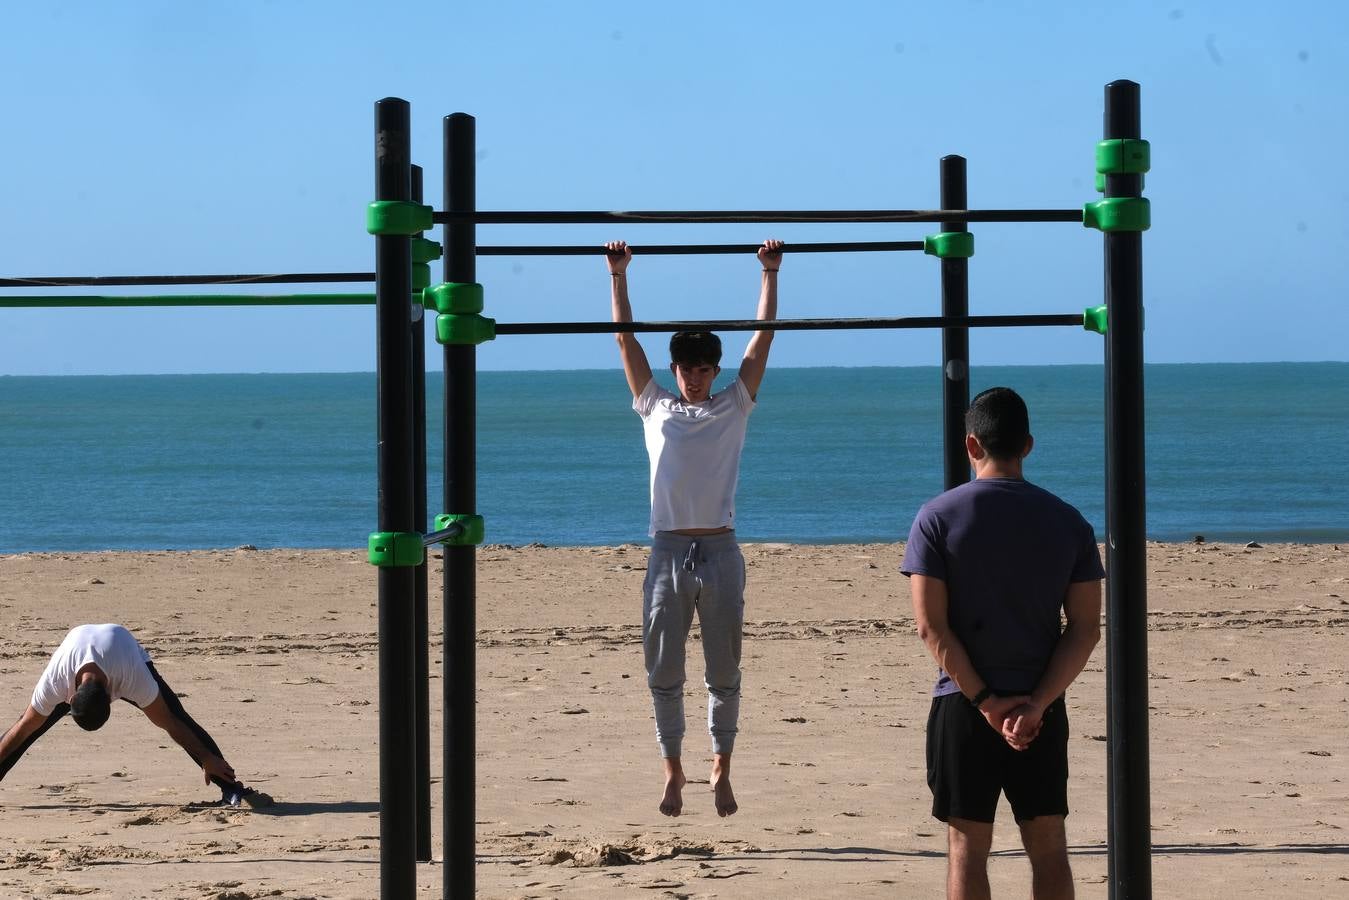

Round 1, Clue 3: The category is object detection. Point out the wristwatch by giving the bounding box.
[970,687,992,709]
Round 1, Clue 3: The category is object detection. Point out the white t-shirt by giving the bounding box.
[634,377,755,535]
[31,624,160,716]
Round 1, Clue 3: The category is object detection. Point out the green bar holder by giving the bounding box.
[424,282,484,314]
[1083,305,1108,335]
[366,201,434,235]
[923,232,974,259]
[434,513,485,546]
[1083,198,1150,233]
[412,263,431,291]
[411,237,443,264]
[1096,139,1151,175]
[436,313,496,345]
[367,531,426,567]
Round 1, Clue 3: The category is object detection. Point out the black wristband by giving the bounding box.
[970,687,992,709]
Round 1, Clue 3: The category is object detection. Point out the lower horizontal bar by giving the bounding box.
[498,314,1086,335]
[0,293,377,308]
[477,240,924,256]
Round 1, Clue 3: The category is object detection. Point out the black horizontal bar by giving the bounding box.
[497,314,1085,336]
[0,240,923,289]
[0,272,375,288]
[0,293,375,308]
[476,240,924,256]
[435,209,1084,225]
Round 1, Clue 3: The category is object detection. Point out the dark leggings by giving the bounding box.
[0,662,242,795]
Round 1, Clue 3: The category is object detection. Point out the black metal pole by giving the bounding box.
[939,156,971,490]
[443,111,477,900]
[373,96,418,899]
[1103,79,1152,900]
[410,165,433,863]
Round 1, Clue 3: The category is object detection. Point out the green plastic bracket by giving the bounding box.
[411,237,443,264]
[412,263,431,291]
[424,282,484,315]
[923,232,974,259]
[1083,197,1150,232]
[437,313,496,345]
[367,531,425,567]
[1083,305,1108,335]
[1094,172,1144,193]
[1096,139,1151,175]
[434,513,485,546]
[366,201,434,235]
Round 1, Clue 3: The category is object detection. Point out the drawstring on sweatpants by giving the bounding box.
[682,539,702,572]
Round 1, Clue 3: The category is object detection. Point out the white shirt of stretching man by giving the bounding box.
[32,624,160,715]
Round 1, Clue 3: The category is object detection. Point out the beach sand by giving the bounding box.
[0,542,1345,899]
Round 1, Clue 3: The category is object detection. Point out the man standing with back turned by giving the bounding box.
[606,238,782,819]
[902,387,1103,899]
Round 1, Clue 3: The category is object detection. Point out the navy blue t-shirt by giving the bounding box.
[901,477,1105,697]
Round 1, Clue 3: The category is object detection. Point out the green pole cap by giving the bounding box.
[366,201,434,235]
[367,531,426,567]
[923,231,975,259]
[434,513,485,546]
[436,313,497,345]
[1096,139,1151,175]
[1083,305,1108,335]
[1083,197,1151,233]
[425,282,484,314]
[411,237,443,264]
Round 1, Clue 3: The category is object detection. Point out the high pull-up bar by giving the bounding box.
[434,208,1084,225]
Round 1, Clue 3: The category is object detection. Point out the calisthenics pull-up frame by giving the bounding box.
[362,80,1149,900]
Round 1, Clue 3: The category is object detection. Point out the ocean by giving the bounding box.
[1,363,1345,552]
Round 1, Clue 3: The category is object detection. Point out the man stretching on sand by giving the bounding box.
[606,238,782,818]
[902,387,1103,899]
[0,623,271,808]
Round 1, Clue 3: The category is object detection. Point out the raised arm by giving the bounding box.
[737,239,783,400]
[141,695,236,785]
[607,241,653,399]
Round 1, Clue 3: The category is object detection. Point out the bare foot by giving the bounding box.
[711,753,737,817]
[660,758,687,817]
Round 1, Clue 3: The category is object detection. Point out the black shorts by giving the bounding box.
[925,692,1070,824]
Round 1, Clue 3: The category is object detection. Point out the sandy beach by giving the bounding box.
[0,541,1344,898]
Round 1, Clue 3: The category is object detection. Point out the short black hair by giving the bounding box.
[966,387,1030,460]
[71,679,112,731]
[669,331,722,367]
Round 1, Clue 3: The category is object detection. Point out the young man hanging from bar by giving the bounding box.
[0,623,272,808]
[606,238,783,818]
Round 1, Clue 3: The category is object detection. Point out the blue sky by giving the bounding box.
[2,1,1345,375]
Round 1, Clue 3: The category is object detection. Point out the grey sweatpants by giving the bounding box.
[643,530,745,758]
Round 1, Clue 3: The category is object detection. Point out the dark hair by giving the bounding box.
[71,679,112,731]
[965,387,1030,460]
[669,331,722,367]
